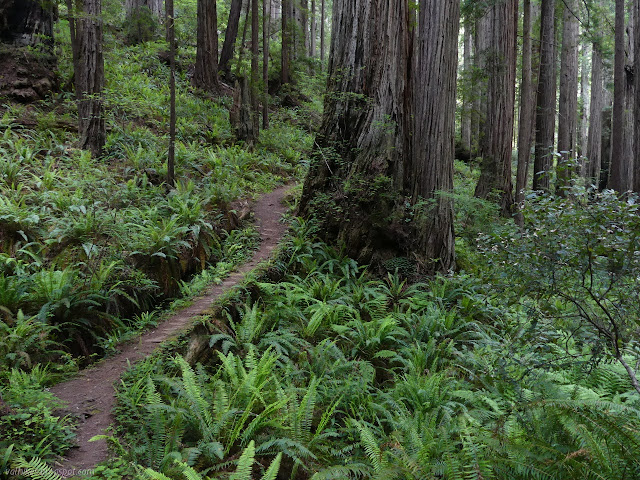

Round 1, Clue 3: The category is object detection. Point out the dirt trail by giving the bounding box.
[50,185,291,478]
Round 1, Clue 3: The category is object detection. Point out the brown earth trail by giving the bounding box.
[50,185,291,478]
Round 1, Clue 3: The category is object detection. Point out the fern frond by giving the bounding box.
[12,457,62,480]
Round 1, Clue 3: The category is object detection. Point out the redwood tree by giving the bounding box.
[219,0,242,78]
[77,0,106,157]
[299,0,459,273]
[194,0,219,92]
[586,45,603,187]
[610,0,627,192]
[533,0,557,191]
[474,0,517,215]
[556,0,579,195]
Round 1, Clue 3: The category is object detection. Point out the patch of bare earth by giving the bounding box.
[49,185,292,478]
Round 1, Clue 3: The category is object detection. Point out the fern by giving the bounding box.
[12,456,62,480]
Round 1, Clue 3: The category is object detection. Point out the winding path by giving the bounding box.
[50,185,291,478]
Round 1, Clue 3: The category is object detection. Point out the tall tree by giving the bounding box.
[166,0,176,186]
[586,44,603,187]
[281,0,291,84]
[299,0,459,273]
[219,0,242,78]
[474,0,517,215]
[578,41,590,161]
[623,10,635,189]
[320,0,325,62]
[461,21,472,154]
[251,0,259,133]
[634,0,640,192]
[194,0,220,92]
[533,0,557,191]
[609,0,627,192]
[263,0,270,129]
[515,0,535,221]
[77,0,105,157]
[556,0,579,195]
[125,0,163,17]
[310,0,316,58]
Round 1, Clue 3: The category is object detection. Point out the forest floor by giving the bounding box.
[49,185,292,478]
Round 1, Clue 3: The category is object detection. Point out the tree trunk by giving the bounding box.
[556,0,579,195]
[281,0,291,84]
[263,0,270,129]
[125,0,163,17]
[251,0,259,134]
[299,0,458,274]
[515,0,535,223]
[578,41,590,162]
[310,0,316,58]
[623,10,635,190]
[532,0,556,192]
[610,0,627,192]
[472,14,490,156]
[320,0,325,63]
[411,0,460,272]
[77,0,105,157]
[219,0,242,78]
[461,21,472,153]
[474,0,517,216]
[301,0,309,57]
[586,45,603,187]
[0,0,56,101]
[166,0,176,186]
[634,0,640,193]
[194,0,219,92]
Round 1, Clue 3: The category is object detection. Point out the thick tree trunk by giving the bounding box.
[281,0,291,84]
[194,0,219,92]
[310,0,316,58]
[219,0,242,78]
[610,0,627,192]
[515,0,535,222]
[474,0,517,216]
[634,0,640,193]
[411,0,459,272]
[301,0,309,57]
[533,0,556,192]
[166,0,176,186]
[299,0,458,274]
[556,0,579,195]
[0,0,55,101]
[461,22,472,153]
[125,0,163,17]
[251,0,259,133]
[263,0,270,129]
[77,0,105,157]
[471,15,490,156]
[320,0,325,63]
[623,11,635,190]
[586,45,603,187]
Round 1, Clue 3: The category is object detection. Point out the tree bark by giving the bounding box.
[474,0,517,216]
[125,0,163,17]
[310,0,316,58]
[634,0,640,193]
[166,0,176,186]
[578,41,590,162]
[0,0,56,101]
[251,0,259,134]
[515,0,535,223]
[533,0,556,192]
[281,0,291,84]
[320,0,325,63]
[610,0,627,192]
[299,0,458,274]
[556,0,579,195]
[263,0,270,129]
[77,0,105,157]
[623,11,635,191]
[194,0,219,92]
[461,21,472,153]
[586,45,603,187]
[219,0,242,78]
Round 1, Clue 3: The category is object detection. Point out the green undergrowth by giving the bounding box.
[85,217,640,480]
